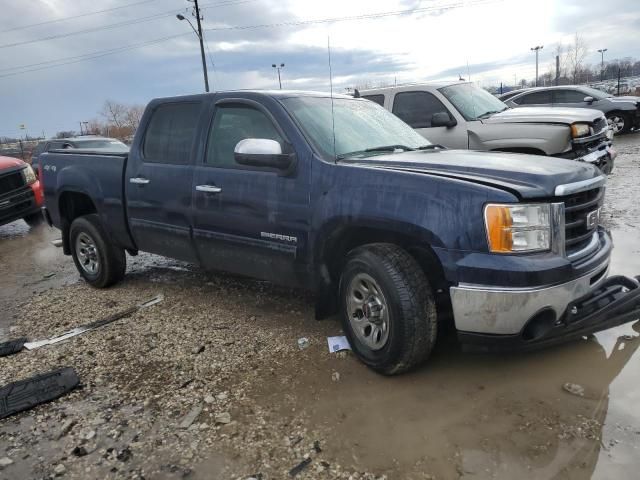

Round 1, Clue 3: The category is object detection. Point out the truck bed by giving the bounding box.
[40,149,135,251]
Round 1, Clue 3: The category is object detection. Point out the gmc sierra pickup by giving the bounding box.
[40,91,640,375]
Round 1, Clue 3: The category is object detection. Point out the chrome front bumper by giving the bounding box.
[450,260,610,335]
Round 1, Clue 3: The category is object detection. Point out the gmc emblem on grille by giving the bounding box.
[586,208,601,229]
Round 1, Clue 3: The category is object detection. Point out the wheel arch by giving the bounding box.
[58,190,98,255]
[313,221,449,319]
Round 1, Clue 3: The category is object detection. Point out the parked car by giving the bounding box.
[500,85,640,135]
[31,136,129,175]
[40,91,640,375]
[0,155,44,227]
[359,82,616,173]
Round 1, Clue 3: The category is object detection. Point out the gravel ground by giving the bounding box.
[1,133,640,480]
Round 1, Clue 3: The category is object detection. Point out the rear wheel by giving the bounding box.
[339,243,438,375]
[69,214,126,288]
[606,112,630,135]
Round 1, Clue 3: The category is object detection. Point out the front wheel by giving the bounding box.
[606,112,630,135]
[339,243,438,375]
[69,214,126,288]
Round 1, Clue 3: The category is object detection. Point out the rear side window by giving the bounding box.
[513,91,552,105]
[362,94,385,107]
[392,91,450,128]
[553,89,587,103]
[143,102,201,164]
[205,106,283,168]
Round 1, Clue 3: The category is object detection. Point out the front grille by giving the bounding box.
[558,187,604,255]
[0,170,26,196]
[592,117,607,133]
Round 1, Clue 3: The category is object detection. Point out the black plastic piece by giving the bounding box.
[0,337,27,357]
[0,367,80,419]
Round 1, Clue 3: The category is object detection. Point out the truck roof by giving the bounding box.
[151,90,356,104]
[360,81,470,93]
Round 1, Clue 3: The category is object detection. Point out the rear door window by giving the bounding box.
[392,91,451,128]
[513,91,552,105]
[362,94,385,107]
[143,102,201,164]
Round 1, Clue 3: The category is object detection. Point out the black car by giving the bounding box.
[31,136,129,174]
[500,86,640,135]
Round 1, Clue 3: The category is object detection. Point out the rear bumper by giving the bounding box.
[457,275,640,352]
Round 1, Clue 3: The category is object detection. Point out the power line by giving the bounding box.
[0,0,258,49]
[0,0,162,34]
[204,0,497,32]
[0,33,191,78]
[0,0,497,79]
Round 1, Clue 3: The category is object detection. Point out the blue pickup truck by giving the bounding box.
[40,91,640,374]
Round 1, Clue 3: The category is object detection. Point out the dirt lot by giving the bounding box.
[1,134,640,480]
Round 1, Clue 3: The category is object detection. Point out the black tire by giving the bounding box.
[23,211,43,226]
[69,214,126,288]
[339,243,438,375]
[606,111,631,135]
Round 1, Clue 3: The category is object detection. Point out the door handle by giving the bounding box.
[130,177,150,185]
[196,185,222,193]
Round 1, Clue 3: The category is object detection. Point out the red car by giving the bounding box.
[0,155,44,227]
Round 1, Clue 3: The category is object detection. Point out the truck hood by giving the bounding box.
[608,96,640,105]
[483,106,604,125]
[0,155,25,171]
[339,149,601,199]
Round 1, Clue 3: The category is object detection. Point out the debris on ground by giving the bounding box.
[214,412,231,424]
[0,457,14,468]
[327,336,351,353]
[0,337,27,357]
[179,404,203,429]
[297,337,310,350]
[0,367,79,419]
[563,382,585,397]
[331,371,341,382]
[289,457,312,477]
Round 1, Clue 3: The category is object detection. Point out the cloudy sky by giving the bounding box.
[1,0,639,138]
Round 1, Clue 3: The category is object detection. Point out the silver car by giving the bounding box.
[360,82,616,173]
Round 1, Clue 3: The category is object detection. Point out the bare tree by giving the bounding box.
[566,33,588,83]
[124,105,144,130]
[100,100,128,129]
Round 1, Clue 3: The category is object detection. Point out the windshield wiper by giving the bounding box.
[417,144,445,150]
[363,144,416,153]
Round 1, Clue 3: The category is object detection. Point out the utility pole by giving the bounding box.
[555,55,560,85]
[192,0,209,92]
[271,63,284,89]
[79,121,84,135]
[597,48,607,81]
[530,45,543,87]
[177,1,209,92]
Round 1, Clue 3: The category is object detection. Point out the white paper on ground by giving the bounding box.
[327,336,352,353]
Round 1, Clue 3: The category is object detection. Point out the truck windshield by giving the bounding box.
[281,96,429,160]
[439,83,508,121]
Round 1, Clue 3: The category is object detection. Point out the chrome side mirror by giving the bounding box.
[234,138,296,173]
[583,96,595,104]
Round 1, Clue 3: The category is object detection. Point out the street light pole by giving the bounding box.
[530,45,543,87]
[177,0,209,93]
[597,48,608,81]
[271,63,284,89]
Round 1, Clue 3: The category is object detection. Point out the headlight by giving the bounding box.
[571,123,591,138]
[484,203,551,253]
[22,165,37,185]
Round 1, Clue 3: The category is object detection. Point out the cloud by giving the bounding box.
[1,0,639,136]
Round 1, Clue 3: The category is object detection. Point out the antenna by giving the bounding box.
[328,36,337,162]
